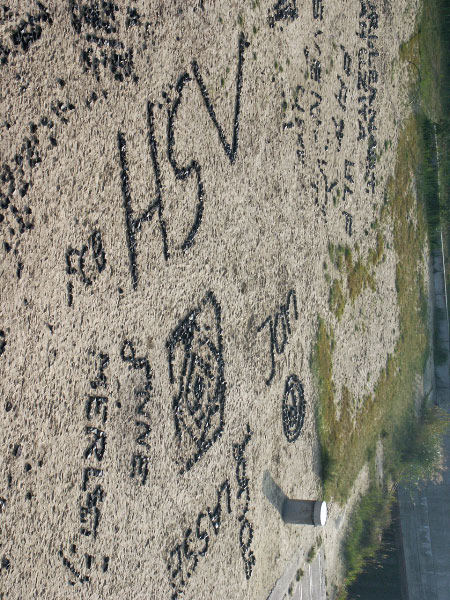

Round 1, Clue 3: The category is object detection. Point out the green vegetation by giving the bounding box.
[391,404,448,484]
[329,279,346,320]
[327,240,380,308]
[328,239,384,304]
[345,503,403,600]
[328,242,345,271]
[295,568,304,581]
[337,404,448,600]
[345,252,376,302]
[340,484,393,592]
[306,545,317,563]
[368,231,384,266]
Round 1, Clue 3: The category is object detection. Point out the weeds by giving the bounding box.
[390,405,449,485]
[306,545,317,563]
[346,255,376,302]
[327,241,378,306]
[329,279,346,320]
[340,484,393,592]
[368,231,384,265]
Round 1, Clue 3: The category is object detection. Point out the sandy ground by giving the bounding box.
[0,1,420,599]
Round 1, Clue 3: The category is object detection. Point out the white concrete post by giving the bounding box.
[281,499,327,526]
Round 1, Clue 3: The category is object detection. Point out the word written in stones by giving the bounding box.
[117,33,248,290]
[342,210,353,236]
[233,424,255,579]
[60,352,111,586]
[1,79,78,280]
[257,289,298,386]
[282,374,306,443]
[80,351,111,539]
[166,291,225,474]
[167,479,232,599]
[65,230,106,306]
[357,0,380,194]
[120,340,153,485]
[167,426,255,598]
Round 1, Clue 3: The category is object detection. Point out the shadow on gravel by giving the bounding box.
[262,470,287,517]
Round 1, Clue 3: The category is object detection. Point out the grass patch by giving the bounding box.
[390,404,449,484]
[312,318,337,490]
[417,112,441,244]
[329,279,346,320]
[368,231,384,266]
[341,483,392,590]
[327,241,379,307]
[346,254,376,302]
[328,242,345,272]
[345,501,404,600]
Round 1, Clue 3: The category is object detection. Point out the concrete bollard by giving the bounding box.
[281,499,327,527]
